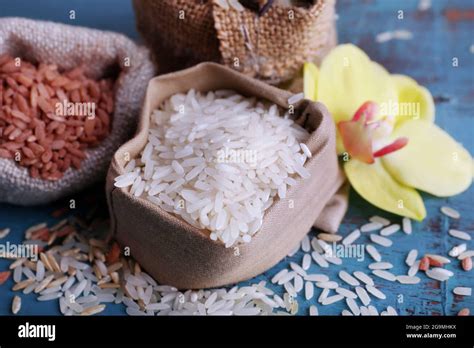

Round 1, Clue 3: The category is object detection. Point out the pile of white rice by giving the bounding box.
[114,89,312,247]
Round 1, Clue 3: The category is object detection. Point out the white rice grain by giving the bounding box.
[453,287,471,296]
[353,272,374,286]
[372,270,397,282]
[339,271,360,286]
[396,275,421,284]
[369,262,393,270]
[402,217,412,234]
[365,285,386,300]
[305,281,314,300]
[360,222,383,232]
[342,229,361,246]
[369,216,390,226]
[370,234,392,247]
[380,224,400,236]
[366,245,382,262]
[406,249,418,267]
[355,287,371,306]
[449,229,471,241]
[441,206,460,219]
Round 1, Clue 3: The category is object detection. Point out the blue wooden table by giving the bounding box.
[0,0,472,316]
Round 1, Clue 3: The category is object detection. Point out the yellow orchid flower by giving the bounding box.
[304,44,472,221]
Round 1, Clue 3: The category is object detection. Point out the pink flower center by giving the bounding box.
[338,101,408,164]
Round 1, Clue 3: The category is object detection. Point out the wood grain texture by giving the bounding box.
[0,0,472,315]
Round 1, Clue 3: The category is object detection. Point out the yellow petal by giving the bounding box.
[382,120,472,197]
[317,44,398,125]
[344,159,426,220]
[303,62,319,102]
[391,74,435,123]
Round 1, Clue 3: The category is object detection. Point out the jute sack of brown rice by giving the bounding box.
[105,63,346,289]
[132,0,337,84]
[0,18,155,205]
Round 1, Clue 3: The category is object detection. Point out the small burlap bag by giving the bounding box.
[133,0,337,84]
[0,18,155,205]
[106,63,347,289]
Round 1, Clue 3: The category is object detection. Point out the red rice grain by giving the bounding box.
[0,54,114,180]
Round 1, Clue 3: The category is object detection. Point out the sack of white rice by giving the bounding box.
[106,63,346,289]
[0,17,155,205]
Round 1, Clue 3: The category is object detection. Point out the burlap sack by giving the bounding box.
[133,0,337,84]
[106,63,346,289]
[0,18,155,205]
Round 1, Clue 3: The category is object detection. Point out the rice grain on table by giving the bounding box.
[425,268,453,282]
[309,305,318,316]
[339,271,360,286]
[360,222,383,232]
[396,275,421,285]
[322,294,344,306]
[368,305,379,316]
[366,245,382,262]
[305,274,329,282]
[448,229,471,241]
[114,90,311,247]
[0,228,10,239]
[372,270,397,282]
[369,262,393,270]
[355,286,371,306]
[12,295,21,314]
[294,275,303,293]
[458,250,474,260]
[302,254,311,270]
[335,287,357,299]
[311,251,329,268]
[380,224,400,236]
[405,250,418,267]
[370,234,393,247]
[315,281,339,289]
[290,262,307,277]
[271,269,288,284]
[353,272,374,286]
[453,287,471,296]
[342,229,360,246]
[449,243,467,257]
[317,233,342,242]
[441,206,460,219]
[278,271,295,285]
[402,217,412,234]
[301,235,311,253]
[425,254,450,264]
[325,256,343,265]
[310,237,324,254]
[366,285,386,300]
[304,281,314,300]
[346,297,361,316]
[369,216,390,226]
[359,306,370,316]
[408,260,420,277]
